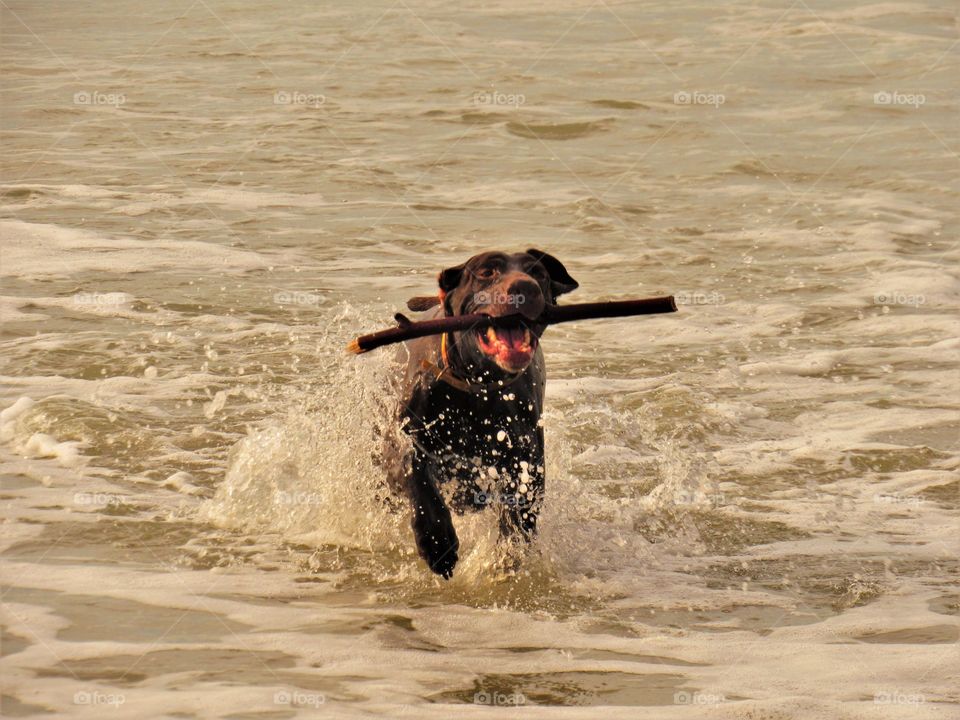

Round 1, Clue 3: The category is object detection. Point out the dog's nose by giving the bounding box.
[504,274,545,320]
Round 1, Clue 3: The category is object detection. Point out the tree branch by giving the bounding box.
[347,296,677,354]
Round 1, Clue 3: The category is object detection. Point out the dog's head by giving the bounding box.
[425,249,577,377]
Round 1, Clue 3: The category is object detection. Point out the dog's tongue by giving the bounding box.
[497,327,527,350]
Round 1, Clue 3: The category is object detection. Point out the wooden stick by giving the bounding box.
[347,295,677,354]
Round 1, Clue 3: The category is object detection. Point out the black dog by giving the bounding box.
[383,249,578,578]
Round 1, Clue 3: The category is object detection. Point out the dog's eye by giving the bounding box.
[475,267,497,279]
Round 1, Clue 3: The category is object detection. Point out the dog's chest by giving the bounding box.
[408,382,541,461]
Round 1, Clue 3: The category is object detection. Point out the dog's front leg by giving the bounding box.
[498,427,545,542]
[408,447,459,579]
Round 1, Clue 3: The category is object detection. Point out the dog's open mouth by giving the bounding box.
[476,326,537,370]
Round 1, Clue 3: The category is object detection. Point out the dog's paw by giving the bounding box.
[411,505,459,579]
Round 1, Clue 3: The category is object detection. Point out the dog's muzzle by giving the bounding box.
[472,273,544,371]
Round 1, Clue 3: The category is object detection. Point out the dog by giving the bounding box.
[383,249,578,578]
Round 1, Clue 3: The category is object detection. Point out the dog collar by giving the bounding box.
[420,331,524,395]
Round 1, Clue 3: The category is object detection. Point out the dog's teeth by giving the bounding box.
[486,327,497,342]
[523,328,531,344]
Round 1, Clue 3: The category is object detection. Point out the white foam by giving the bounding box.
[0,220,273,279]
[161,471,208,497]
[22,432,83,468]
[1,409,89,475]
[0,396,35,441]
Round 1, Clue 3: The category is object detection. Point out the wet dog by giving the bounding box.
[383,249,578,578]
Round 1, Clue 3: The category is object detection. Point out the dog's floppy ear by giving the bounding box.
[438,263,465,293]
[430,262,466,314]
[405,263,464,312]
[526,248,578,298]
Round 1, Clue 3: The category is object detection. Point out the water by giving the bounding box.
[1,1,958,717]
